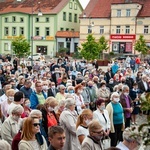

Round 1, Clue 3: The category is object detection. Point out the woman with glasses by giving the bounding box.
[19,117,47,150]
[59,98,80,150]
[81,120,104,150]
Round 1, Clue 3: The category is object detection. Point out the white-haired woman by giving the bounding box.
[106,92,124,147]
[55,85,67,102]
[59,98,80,150]
[1,105,23,145]
[56,100,65,121]
[117,126,142,150]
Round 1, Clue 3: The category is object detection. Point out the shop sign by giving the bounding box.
[110,34,136,40]
[46,36,54,40]
[32,36,43,40]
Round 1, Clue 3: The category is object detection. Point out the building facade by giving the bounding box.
[80,0,150,55]
[0,0,83,56]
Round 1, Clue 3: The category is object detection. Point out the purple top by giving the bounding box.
[125,96,131,118]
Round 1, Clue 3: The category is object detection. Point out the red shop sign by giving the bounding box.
[110,34,136,40]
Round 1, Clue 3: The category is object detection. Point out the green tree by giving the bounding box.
[135,35,149,56]
[12,35,30,58]
[98,36,109,59]
[80,34,99,61]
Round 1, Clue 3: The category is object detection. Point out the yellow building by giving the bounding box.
[80,0,150,54]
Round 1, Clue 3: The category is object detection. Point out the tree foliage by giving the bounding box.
[12,35,30,58]
[98,36,109,53]
[79,34,109,61]
[135,35,149,55]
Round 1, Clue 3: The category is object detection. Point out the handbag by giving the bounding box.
[102,137,111,149]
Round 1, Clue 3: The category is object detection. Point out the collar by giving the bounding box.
[87,135,100,145]
[116,142,129,150]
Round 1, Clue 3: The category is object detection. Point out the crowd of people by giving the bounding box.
[0,55,148,150]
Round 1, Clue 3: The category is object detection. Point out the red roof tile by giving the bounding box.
[55,31,79,38]
[0,0,69,14]
[82,0,150,18]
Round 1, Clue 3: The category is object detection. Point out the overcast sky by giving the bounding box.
[79,0,90,9]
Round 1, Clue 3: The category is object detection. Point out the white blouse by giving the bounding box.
[93,109,110,131]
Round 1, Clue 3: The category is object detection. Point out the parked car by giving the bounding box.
[113,54,139,61]
[28,53,45,61]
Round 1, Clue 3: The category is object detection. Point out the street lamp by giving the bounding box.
[31,1,42,66]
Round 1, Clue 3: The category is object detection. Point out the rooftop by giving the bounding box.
[0,0,69,14]
[56,31,79,38]
[82,0,150,18]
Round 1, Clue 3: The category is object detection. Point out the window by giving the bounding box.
[4,43,10,51]
[144,25,149,34]
[12,27,16,35]
[100,26,104,34]
[88,25,92,33]
[117,9,121,17]
[125,26,130,34]
[126,9,131,17]
[66,28,69,31]
[35,27,40,36]
[116,26,120,34]
[4,27,9,35]
[63,12,66,21]
[74,14,77,23]
[36,17,39,22]
[20,27,24,35]
[5,18,8,22]
[20,17,24,22]
[60,28,64,31]
[46,17,49,22]
[69,2,72,9]
[71,29,74,31]
[45,27,50,36]
[69,13,72,22]
[12,16,16,22]
[74,3,77,10]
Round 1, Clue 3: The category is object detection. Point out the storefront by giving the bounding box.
[110,34,136,54]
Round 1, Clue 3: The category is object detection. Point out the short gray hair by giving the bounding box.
[110,92,119,100]
[29,109,42,118]
[65,98,76,108]
[11,105,24,114]
[122,85,129,91]
[0,139,11,150]
[123,126,142,144]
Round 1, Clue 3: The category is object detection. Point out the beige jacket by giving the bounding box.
[19,136,47,150]
[81,136,103,150]
[1,116,22,145]
[106,102,125,133]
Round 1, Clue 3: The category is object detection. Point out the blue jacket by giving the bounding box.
[30,91,47,109]
[111,64,119,75]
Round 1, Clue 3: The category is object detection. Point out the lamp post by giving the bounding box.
[31,1,42,66]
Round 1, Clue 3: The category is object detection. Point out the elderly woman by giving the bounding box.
[97,82,111,104]
[1,105,23,145]
[59,98,80,150]
[93,99,110,136]
[81,120,104,150]
[116,126,142,150]
[1,89,16,118]
[16,76,25,90]
[40,97,58,137]
[106,92,124,147]
[73,84,85,114]
[55,84,67,102]
[56,100,65,121]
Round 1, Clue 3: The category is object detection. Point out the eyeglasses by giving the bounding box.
[93,130,103,134]
[33,123,40,127]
